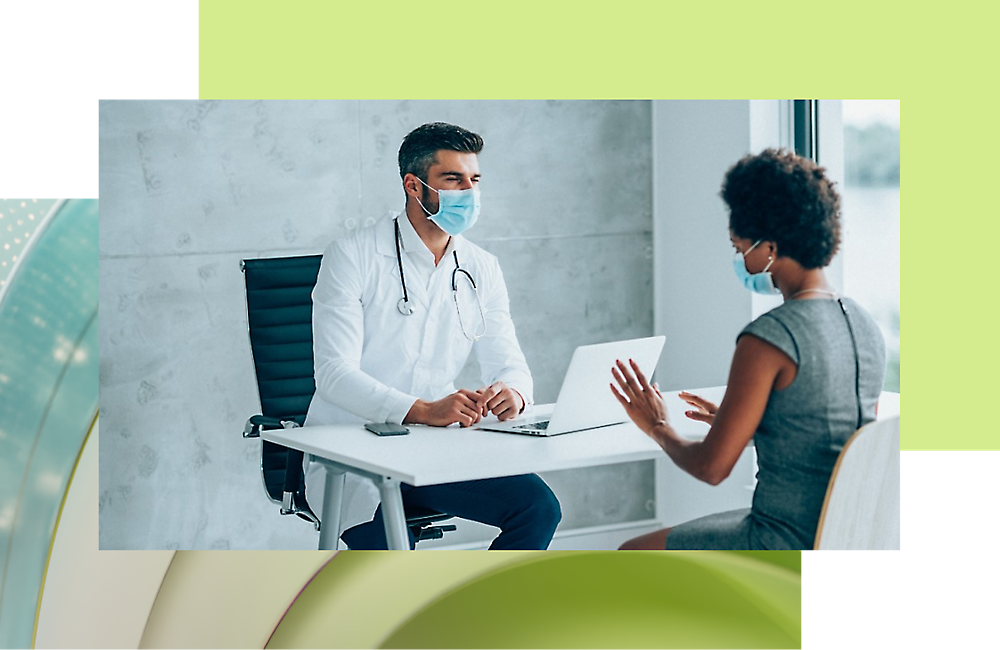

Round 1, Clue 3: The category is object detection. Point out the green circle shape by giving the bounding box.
[380,552,800,649]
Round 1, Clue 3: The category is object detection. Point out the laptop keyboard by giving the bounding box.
[515,420,550,431]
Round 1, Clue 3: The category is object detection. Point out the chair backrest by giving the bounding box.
[241,253,453,540]
[813,416,901,550]
[242,255,322,423]
[242,255,322,506]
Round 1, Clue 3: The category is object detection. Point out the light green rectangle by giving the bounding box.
[197,4,982,447]
[200,0,861,99]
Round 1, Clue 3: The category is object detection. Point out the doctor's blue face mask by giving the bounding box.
[732,239,782,295]
[414,176,481,236]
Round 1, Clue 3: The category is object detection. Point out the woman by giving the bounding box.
[611,148,886,550]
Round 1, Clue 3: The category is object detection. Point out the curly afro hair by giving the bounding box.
[721,148,841,269]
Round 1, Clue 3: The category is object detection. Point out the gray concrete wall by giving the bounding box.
[650,101,779,527]
[652,100,757,390]
[98,100,654,549]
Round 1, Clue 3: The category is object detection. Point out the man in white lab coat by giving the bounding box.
[304,122,561,549]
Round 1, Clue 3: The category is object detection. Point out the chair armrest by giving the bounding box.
[243,415,304,438]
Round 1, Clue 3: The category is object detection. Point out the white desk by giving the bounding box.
[263,387,724,550]
[263,387,900,550]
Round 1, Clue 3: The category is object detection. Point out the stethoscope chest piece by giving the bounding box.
[392,216,485,339]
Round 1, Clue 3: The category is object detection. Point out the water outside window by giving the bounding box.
[840,101,900,392]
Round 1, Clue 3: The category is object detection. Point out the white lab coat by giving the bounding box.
[303,212,533,534]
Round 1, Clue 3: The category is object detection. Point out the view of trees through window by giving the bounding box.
[840,101,900,392]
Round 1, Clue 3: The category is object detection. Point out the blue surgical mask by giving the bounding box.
[415,177,481,236]
[733,239,782,295]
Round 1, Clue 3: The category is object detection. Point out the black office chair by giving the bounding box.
[240,254,456,545]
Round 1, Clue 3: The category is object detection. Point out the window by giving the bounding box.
[840,101,901,392]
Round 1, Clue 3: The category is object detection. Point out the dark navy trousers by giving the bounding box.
[340,473,561,550]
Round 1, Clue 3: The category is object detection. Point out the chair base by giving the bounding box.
[280,490,321,531]
[412,522,458,542]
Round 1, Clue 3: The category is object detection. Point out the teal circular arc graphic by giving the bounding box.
[0,199,99,648]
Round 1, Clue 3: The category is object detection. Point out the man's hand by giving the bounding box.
[475,381,524,421]
[405,389,484,427]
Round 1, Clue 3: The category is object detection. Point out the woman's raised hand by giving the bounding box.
[679,391,718,426]
[610,358,668,438]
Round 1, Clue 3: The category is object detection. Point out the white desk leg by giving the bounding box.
[318,467,345,551]
[376,477,409,550]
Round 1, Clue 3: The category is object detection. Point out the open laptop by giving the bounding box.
[476,336,666,436]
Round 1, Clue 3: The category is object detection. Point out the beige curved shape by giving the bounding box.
[814,415,901,550]
[140,550,336,649]
[35,419,175,648]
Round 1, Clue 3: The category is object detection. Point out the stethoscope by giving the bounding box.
[394,217,487,341]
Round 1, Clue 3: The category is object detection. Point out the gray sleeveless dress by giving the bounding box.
[666,297,887,550]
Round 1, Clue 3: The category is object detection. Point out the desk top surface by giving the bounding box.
[262,387,900,486]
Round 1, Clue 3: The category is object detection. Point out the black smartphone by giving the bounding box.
[364,422,410,436]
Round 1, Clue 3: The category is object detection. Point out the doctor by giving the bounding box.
[304,122,561,550]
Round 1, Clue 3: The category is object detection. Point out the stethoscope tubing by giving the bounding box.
[394,217,415,315]
[393,217,486,340]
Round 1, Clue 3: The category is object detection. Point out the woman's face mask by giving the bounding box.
[415,176,481,236]
[733,239,782,295]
